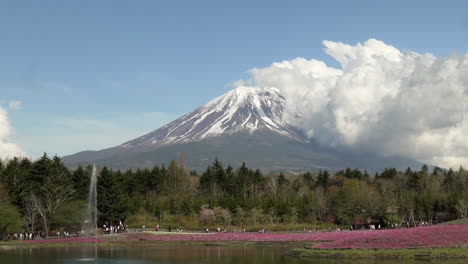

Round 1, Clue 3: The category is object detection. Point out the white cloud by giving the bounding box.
[0,106,25,159]
[235,39,468,169]
[9,100,22,110]
[226,79,251,88]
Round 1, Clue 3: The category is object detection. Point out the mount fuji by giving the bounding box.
[63,87,422,172]
[120,86,306,148]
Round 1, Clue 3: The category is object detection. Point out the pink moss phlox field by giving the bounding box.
[122,231,345,242]
[311,224,468,249]
[123,225,468,249]
[26,236,103,243]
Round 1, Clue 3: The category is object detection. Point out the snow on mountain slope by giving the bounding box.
[63,86,424,172]
[119,86,307,149]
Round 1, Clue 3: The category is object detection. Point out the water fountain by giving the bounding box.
[80,165,98,262]
[83,165,98,236]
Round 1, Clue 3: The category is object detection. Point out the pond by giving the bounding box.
[0,243,466,264]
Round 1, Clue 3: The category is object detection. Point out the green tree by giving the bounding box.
[199,166,215,194]
[236,162,251,198]
[277,173,289,186]
[332,179,360,225]
[316,170,329,188]
[148,165,166,194]
[303,172,314,189]
[0,185,22,237]
[1,157,32,207]
[28,155,75,236]
[167,158,190,195]
[0,202,22,237]
[71,165,91,200]
[97,167,128,225]
[250,169,265,197]
[54,200,87,231]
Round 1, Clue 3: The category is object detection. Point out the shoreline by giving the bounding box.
[0,239,312,248]
[1,238,467,260]
[289,247,468,260]
[2,224,467,260]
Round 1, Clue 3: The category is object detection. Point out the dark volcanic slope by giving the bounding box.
[64,131,422,172]
[63,86,422,172]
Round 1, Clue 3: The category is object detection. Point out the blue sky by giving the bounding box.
[1,0,468,158]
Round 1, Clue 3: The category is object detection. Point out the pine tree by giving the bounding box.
[251,169,264,197]
[200,166,215,194]
[303,172,314,189]
[148,165,161,193]
[277,172,289,186]
[97,167,127,225]
[71,165,89,200]
[212,158,226,191]
[236,162,250,198]
[316,170,329,188]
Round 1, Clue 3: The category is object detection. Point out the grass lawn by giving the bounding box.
[291,247,468,260]
[443,218,468,225]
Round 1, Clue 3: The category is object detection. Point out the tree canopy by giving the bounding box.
[0,155,467,235]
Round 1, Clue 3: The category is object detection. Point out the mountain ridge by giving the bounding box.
[63,86,423,172]
[118,86,306,150]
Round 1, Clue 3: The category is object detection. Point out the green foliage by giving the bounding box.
[54,200,87,231]
[277,173,289,186]
[126,208,158,228]
[97,167,128,225]
[0,202,22,234]
[0,155,467,231]
[0,184,22,234]
[71,165,91,200]
[316,170,329,188]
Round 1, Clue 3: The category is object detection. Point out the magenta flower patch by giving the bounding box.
[123,225,468,249]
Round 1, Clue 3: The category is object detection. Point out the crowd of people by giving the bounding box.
[102,222,127,234]
[7,222,432,241]
[6,220,433,241]
[4,221,129,240]
[6,231,51,240]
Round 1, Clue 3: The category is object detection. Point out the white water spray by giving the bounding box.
[83,165,98,236]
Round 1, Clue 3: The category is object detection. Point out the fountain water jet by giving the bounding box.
[78,165,98,261]
[83,165,98,236]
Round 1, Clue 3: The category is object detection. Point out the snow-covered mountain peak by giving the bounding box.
[119,86,306,149]
[203,86,284,119]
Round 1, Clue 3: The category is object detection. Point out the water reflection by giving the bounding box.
[0,244,466,264]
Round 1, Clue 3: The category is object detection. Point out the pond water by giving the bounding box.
[0,244,466,264]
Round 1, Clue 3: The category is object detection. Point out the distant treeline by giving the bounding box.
[0,154,467,236]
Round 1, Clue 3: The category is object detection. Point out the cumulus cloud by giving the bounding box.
[237,39,468,168]
[0,106,25,159]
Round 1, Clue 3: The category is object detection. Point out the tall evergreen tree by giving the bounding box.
[277,173,289,186]
[97,167,127,225]
[71,165,90,200]
[316,170,329,188]
[303,172,314,189]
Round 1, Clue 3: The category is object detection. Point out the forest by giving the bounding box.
[0,154,467,236]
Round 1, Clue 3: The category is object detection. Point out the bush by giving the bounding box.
[126,208,159,228]
[0,202,22,235]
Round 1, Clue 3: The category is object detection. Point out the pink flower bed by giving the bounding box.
[122,231,343,242]
[26,236,103,243]
[21,225,468,249]
[310,224,468,249]
[123,224,468,249]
